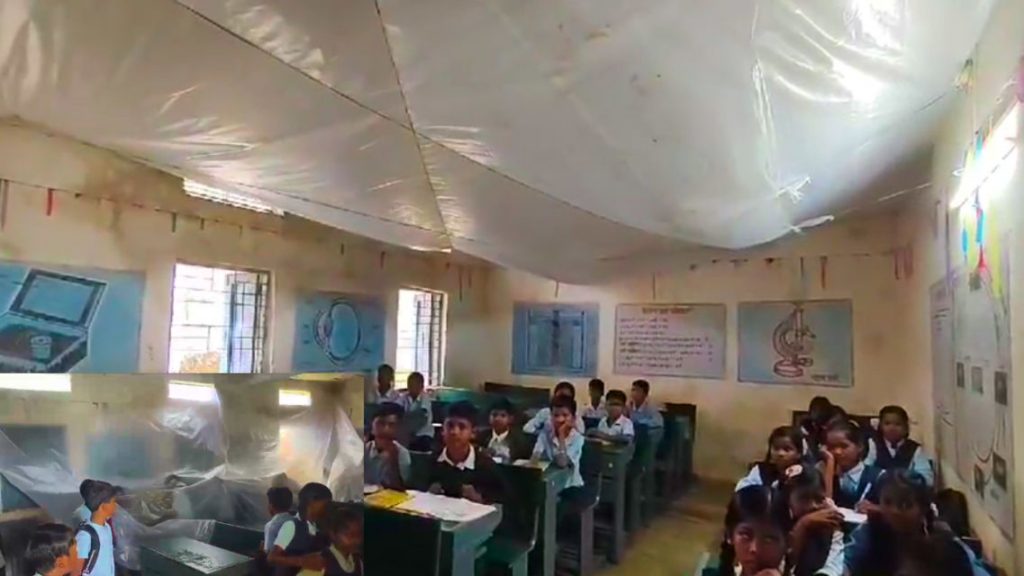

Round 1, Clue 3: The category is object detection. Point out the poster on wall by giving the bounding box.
[930,279,958,482]
[512,302,599,377]
[949,204,1015,536]
[614,303,726,378]
[292,291,386,372]
[738,300,853,387]
[0,261,144,372]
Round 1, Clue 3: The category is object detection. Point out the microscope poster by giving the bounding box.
[292,290,386,372]
[613,303,726,378]
[0,260,143,372]
[737,300,853,387]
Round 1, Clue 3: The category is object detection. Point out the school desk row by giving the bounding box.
[364,422,689,576]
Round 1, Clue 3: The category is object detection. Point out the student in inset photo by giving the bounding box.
[322,503,363,576]
[25,523,78,576]
[268,482,332,576]
[263,487,295,556]
[73,480,95,524]
[76,481,121,576]
[367,364,399,405]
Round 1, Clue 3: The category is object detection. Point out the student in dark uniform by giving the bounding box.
[429,401,505,504]
[321,503,362,576]
[865,405,934,487]
[823,419,883,511]
[268,483,332,576]
[478,398,532,464]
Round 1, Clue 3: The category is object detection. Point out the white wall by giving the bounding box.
[459,212,924,481]
[0,122,488,374]
[899,0,1024,570]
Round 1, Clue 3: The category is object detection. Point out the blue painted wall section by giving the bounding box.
[0,261,144,372]
[292,291,386,372]
[512,302,599,377]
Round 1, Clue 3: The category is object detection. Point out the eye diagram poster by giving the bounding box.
[738,300,853,387]
[292,292,386,372]
[614,304,726,378]
[0,261,143,372]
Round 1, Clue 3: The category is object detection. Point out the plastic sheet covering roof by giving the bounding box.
[0,376,361,572]
[0,1,995,282]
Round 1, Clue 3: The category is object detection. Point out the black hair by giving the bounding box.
[377,363,393,374]
[374,402,406,420]
[84,481,121,512]
[25,523,75,574]
[605,390,627,404]
[857,471,940,575]
[824,418,867,457]
[446,400,478,423]
[550,394,577,416]
[297,482,332,519]
[79,479,95,500]
[935,489,971,538]
[760,426,805,484]
[718,486,787,570]
[899,533,976,576]
[777,465,826,520]
[588,378,605,393]
[407,372,425,386]
[489,397,515,416]
[878,470,935,527]
[878,405,910,434]
[267,486,294,513]
[808,396,832,415]
[553,381,575,398]
[325,502,363,536]
[631,379,651,394]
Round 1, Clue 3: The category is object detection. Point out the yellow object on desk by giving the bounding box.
[365,489,413,509]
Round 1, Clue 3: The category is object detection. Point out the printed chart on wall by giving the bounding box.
[948,197,1014,536]
[929,280,957,481]
[0,260,143,372]
[738,300,853,387]
[293,291,385,372]
[614,304,726,378]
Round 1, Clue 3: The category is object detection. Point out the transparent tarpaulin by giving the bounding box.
[0,376,362,571]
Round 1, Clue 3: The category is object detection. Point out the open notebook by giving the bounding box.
[395,490,496,523]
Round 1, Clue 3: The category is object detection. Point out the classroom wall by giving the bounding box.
[0,122,488,374]
[457,212,923,481]
[899,0,1024,570]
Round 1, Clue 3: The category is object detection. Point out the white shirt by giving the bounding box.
[865,437,934,486]
[580,400,606,420]
[487,430,511,462]
[735,465,767,491]
[438,446,476,470]
[264,512,293,551]
[597,414,634,439]
[368,387,400,404]
[523,408,585,434]
[328,545,357,573]
[398,392,433,437]
[273,518,317,551]
[76,521,115,576]
[816,530,845,576]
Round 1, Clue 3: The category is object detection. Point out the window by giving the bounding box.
[395,289,446,388]
[168,264,270,373]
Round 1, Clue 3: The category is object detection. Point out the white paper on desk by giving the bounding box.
[837,507,867,524]
[512,459,550,471]
[396,490,496,523]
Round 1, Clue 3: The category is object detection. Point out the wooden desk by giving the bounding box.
[533,466,571,576]
[140,537,254,576]
[591,439,634,564]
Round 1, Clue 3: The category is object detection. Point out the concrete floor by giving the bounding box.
[597,480,732,576]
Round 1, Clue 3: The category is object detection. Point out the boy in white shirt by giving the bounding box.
[589,390,634,443]
[399,372,433,452]
[523,381,585,434]
[580,378,606,420]
[76,481,121,576]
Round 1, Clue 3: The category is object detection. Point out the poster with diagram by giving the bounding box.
[292,291,386,372]
[0,261,143,372]
[738,300,853,387]
[930,280,958,479]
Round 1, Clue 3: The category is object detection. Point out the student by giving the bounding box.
[736,426,805,491]
[76,481,120,576]
[778,465,844,576]
[627,379,663,429]
[716,486,789,576]
[580,378,606,419]
[268,483,333,576]
[263,487,295,555]
[845,471,986,576]
[429,401,505,504]
[25,523,78,576]
[866,405,934,487]
[364,402,412,490]
[322,503,363,576]
[823,419,883,511]
[800,397,838,458]
[367,364,399,404]
[588,390,634,443]
[478,398,531,464]
[73,479,95,524]
[531,395,585,496]
[399,372,433,452]
[523,381,585,434]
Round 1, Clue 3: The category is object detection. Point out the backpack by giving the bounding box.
[76,521,115,575]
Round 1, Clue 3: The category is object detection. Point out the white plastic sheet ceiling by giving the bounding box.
[0,1,995,282]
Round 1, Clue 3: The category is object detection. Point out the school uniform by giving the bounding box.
[273,516,328,576]
[580,399,606,420]
[791,529,844,576]
[865,435,934,486]
[523,408,585,435]
[367,387,400,405]
[429,446,505,503]
[532,427,585,493]
[265,512,294,551]
[398,392,433,451]
[322,546,362,576]
[627,400,664,428]
[364,440,412,489]
[844,523,989,576]
[596,414,634,440]
[76,521,115,576]
[477,428,531,463]
[833,461,884,509]
[734,462,779,492]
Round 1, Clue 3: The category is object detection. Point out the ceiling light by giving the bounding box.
[279,389,312,407]
[183,180,284,216]
[168,381,218,403]
[0,374,71,392]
